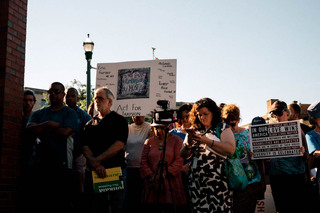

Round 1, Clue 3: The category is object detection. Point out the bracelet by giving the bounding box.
[210,140,214,148]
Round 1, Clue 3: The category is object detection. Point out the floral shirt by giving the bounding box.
[233,129,261,184]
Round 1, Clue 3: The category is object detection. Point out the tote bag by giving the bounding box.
[215,123,248,191]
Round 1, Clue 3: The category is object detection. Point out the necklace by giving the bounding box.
[156,135,170,150]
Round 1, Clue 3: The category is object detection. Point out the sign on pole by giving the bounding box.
[96,59,177,117]
[249,120,302,160]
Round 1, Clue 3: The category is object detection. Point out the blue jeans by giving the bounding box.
[91,168,127,213]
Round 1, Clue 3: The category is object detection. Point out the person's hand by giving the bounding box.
[89,157,101,170]
[300,146,305,155]
[181,163,190,174]
[95,165,106,179]
[193,132,211,146]
[185,129,198,146]
[313,150,320,159]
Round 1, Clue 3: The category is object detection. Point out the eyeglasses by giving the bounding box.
[48,89,62,95]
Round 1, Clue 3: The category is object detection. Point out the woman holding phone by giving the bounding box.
[180,97,235,213]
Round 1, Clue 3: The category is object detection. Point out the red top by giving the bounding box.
[140,134,187,205]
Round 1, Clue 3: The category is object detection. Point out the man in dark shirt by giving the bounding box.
[26,82,78,213]
[288,102,313,134]
[82,87,128,213]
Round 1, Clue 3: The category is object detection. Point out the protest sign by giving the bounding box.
[96,59,177,117]
[249,120,302,160]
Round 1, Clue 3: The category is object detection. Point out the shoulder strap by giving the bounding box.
[215,122,223,139]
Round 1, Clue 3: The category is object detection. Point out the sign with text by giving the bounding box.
[96,59,177,117]
[249,120,302,160]
[92,167,124,193]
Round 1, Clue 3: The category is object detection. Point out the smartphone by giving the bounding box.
[185,128,196,135]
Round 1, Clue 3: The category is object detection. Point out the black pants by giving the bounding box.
[126,168,143,212]
[270,173,306,213]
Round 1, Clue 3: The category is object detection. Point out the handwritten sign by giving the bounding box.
[249,120,302,160]
[96,59,177,117]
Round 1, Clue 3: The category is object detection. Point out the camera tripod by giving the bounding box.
[144,126,177,213]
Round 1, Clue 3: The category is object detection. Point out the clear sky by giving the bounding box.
[24,0,320,125]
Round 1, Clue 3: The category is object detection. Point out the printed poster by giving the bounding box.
[96,59,177,117]
[249,120,303,160]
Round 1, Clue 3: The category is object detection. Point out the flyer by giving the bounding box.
[92,167,124,193]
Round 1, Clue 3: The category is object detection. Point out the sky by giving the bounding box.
[24,0,320,125]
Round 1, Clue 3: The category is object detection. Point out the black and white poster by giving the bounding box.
[249,120,303,160]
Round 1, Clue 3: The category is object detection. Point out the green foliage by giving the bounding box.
[41,92,50,108]
[126,116,152,124]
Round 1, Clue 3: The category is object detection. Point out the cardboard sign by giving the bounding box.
[96,59,177,117]
[249,120,302,160]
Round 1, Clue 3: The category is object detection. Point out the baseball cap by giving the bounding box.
[269,100,287,114]
[251,116,266,125]
[307,101,320,119]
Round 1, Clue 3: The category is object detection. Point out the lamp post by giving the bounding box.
[83,34,94,110]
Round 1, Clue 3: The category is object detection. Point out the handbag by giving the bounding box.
[224,151,248,191]
[215,123,248,191]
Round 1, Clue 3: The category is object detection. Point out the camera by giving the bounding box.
[153,100,178,124]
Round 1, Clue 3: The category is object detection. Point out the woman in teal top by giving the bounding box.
[306,100,320,178]
[268,100,308,213]
[221,104,262,213]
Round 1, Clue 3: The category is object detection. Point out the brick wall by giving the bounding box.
[0,0,28,212]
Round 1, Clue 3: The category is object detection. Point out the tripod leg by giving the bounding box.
[144,160,161,203]
[163,161,177,213]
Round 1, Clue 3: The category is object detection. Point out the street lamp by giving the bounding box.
[83,34,94,110]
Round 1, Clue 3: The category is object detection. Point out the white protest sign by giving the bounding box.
[249,120,303,160]
[255,185,276,213]
[96,59,177,117]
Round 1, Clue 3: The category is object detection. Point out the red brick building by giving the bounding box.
[0,0,28,212]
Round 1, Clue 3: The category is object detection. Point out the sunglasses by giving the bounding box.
[270,110,283,117]
[226,120,237,127]
[196,99,209,106]
[48,89,62,95]
[229,122,236,127]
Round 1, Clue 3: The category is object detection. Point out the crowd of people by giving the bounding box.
[20,82,320,213]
